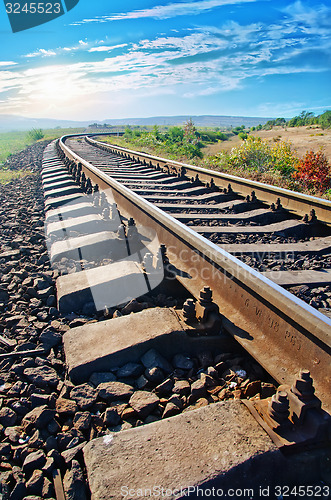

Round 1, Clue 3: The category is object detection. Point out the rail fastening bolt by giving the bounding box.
[291,369,315,400]
[199,286,213,302]
[268,391,290,424]
[183,298,196,322]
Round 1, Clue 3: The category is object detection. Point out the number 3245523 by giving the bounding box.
[5,3,61,14]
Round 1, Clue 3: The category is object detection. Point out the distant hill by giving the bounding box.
[0,115,90,132]
[102,115,273,128]
[0,114,273,132]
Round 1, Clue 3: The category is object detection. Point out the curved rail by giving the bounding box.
[59,133,331,413]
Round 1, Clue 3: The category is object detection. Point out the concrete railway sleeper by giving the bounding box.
[0,138,329,499]
[41,135,330,497]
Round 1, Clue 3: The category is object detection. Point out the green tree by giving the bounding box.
[152,125,161,140]
[318,111,331,129]
[167,126,184,143]
[183,119,202,158]
[124,126,133,137]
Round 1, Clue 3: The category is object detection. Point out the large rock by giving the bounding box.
[97,382,134,402]
[62,442,87,464]
[22,405,56,430]
[162,402,181,419]
[23,450,46,475]
[172,353,194,370]
[0,407,17,427]
[103,408,121,427]
[117,363,144,378]
[39,329,62,349]
[190,379,207,401]
[23,365,58,388]
[173,380,191,397]
[63,460,88,500]
[141,349,173,373]
[89,372,116,386]
[73,412,91,431]
[70,384,97,410]
[129,391,160,419]
[25,469,44,496]
[56,398,78,415]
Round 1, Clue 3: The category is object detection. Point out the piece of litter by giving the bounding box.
[103,434,113,445]
[19,436,30,444]
[235,369,247,378]
[229,381,237,389]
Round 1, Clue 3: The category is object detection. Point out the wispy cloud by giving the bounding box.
[70,0,257,25]
[88,44,128,52]
[0,61,17,66]
[24,39,89,58]
[26,49,57,58]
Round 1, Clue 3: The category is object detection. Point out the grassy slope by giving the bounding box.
[0,127,85,165]
[0,127,85,183]
[0,169,32,184]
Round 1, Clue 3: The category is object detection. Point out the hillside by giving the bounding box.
[0,114,273,132]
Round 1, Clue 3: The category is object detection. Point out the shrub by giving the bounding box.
[292,150,331,193]
[211,137,299,177]
[271,141,299,177]
[217,132,228,141]
[124,126,133,138]
[228,136,272,172]
[27,128,44,142]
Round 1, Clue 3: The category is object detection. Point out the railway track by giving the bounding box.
[39,135,331,497]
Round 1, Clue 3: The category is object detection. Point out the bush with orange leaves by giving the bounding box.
[292,150,331,193]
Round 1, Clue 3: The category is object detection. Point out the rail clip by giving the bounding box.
[243,369,331,450]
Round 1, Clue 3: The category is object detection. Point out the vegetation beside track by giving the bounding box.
[0,127,85,165]
[0,169,32,184]
[100,119,331,200]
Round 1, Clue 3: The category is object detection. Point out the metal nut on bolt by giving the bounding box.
[142,253,154,271]
[268,391,290,424]
[291,369,315,400]
[183,298,196,322]
[199,286,213,303]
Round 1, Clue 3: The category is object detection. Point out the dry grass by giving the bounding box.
[0,169,32,184]
[203,126,331,160]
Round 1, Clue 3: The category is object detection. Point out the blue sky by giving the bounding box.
[0,0,330,120]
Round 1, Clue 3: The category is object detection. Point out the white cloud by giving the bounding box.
[71,0,257,25]
[0,61,17,67]
[88,44,128,52]
[24,40,90,58]
[26,49,56,58]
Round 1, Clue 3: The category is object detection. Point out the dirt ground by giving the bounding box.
[203,125,331,160]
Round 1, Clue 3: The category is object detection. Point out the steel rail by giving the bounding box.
[59,134,331,413]
[87,134,331,226]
